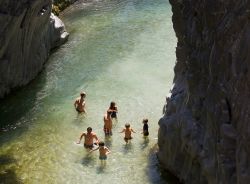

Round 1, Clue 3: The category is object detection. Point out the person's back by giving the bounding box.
[120,123,136,143]
[103,110,112,135]
[124,127,132,138]
[90,141,111,165]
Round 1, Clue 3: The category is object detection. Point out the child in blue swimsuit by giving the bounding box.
[89,141,111,166]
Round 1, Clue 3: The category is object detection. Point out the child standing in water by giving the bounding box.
[120,123,136,144]
[142,118,149,137]
[90,141,111,166]
[108,101,118,119]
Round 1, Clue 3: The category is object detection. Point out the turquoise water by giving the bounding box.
[0,0,176,183]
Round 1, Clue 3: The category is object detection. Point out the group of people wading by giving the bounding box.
[74,91,149,165]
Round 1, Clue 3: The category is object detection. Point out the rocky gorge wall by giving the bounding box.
[0,0,69,98]
[158,0,250,183]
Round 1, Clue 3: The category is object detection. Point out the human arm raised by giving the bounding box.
[76,132,85,144]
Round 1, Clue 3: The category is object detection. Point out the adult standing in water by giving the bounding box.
[74,91,86,113]
[103,110,113,136]
[108,101,118,119]
[77,127,99,149]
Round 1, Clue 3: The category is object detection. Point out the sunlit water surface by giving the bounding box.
[0,0,176,183]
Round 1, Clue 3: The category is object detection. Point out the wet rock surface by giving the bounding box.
[158,1,250,183]
[0,0,69,98]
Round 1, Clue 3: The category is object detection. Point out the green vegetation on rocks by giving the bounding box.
[52,0,72,15]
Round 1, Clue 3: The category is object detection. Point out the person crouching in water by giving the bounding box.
[74,92,86,113]
[103,110,113,136]
[90,141,111,166]
[142,118,149,137]
[77,127,99,149]
[120,123,136,144]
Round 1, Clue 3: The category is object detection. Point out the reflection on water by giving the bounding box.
[0,0,176,183]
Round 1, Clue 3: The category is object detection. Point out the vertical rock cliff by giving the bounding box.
[0,0,69,98]
[158,0,250,183]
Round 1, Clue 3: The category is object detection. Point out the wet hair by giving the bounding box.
[110,101,116,108]
[87,127,92,132]
[143,118,148,123]
[98,141,105,146]
[125,123,130,128]
[80,91,86,97]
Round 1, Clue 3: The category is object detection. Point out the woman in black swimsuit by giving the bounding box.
[108,101,118,119]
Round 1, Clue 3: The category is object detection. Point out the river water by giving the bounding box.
[0,0,176,183]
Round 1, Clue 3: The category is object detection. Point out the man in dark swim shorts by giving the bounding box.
[77,127,99,149]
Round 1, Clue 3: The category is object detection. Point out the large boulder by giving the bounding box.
[158,0,250,183]
[0,0,69,98]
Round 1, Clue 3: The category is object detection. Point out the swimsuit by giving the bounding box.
[143,124,149,136]
[124,137,132,141]
[110,107,117,118]
[111,112,117,118]
[84,144,94,149]
[99,155,107,160]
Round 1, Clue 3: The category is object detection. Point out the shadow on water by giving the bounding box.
[81,153,95,166]
[104,135,112,148]
[0,169,22,184]
[146,145,182,184]
[140,136,149,150]
[122,143,133,154]
[96,164,106,174]
[71,112,86,126]
[0,154,22,183]
[0,72,47,145]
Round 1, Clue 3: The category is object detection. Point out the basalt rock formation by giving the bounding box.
[158,1,250,183]
[0,0,69,98]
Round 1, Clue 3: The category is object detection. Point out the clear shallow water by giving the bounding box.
[0,0,176,183]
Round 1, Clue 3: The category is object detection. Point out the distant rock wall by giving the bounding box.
[158,0,250,183]
[0,0,69,98]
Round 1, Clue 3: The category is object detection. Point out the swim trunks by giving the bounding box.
[124,137,132,141]
[84,144,94,149]
[103,127,112,136]
[99,155,107,160]
[76,108,83,113]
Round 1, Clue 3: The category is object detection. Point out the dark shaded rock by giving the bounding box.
[158,0,250,183]
[0,0,69,98]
